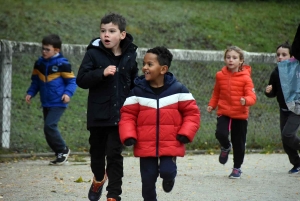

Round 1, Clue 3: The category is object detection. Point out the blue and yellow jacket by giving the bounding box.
[26,53,77,107]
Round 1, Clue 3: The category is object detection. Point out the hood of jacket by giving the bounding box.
[134,72,177,93]
[86,33,136,56]
[37,53,69,65]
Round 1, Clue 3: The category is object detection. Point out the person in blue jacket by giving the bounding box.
[25,34,77,166]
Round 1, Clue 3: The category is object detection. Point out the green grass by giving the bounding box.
[1,0,299,153]
[1,0,299,51]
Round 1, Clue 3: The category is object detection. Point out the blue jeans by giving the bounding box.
[43,107,66,153]
[140,156,177,201]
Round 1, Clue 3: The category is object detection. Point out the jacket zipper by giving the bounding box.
[156,95,159,157]
[45,62,49,104]
[228,73,232,113]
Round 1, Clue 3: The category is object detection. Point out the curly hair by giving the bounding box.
[146,46,173,68]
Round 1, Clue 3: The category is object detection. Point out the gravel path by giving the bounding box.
[0,153,300,201]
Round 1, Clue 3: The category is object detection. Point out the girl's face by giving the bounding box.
[224,50,243,72]
[276,47,291,62]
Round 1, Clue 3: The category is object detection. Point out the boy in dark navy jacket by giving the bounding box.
[76,12,138,201]
[25,34,77,165]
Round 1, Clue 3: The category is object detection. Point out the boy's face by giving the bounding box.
[142,53,167,86]
[100,22,126,50]
[276,47,291,62]
[41,44,59,59]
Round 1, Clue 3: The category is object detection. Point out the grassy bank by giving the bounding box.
[1,0,299,153]
[1,0,299,51]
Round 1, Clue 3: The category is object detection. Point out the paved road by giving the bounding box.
[0,154,300,201]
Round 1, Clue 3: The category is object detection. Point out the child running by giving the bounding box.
[25,34,77,165]
[264,42,296,173]
[265,24,300,174]
[76,13,138,201]
[207,46,256,179]
[119,46,200,201]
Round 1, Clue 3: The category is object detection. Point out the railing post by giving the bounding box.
[0,40,12,148]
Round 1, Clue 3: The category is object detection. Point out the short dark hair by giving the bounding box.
[146,46,173,68]
[276,41,292,56]
[101,12,126,32]
[42,34,62,49]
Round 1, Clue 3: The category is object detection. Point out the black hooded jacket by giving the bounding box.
[265,66,288,110]
[76,33,138,129]
[265,23,300,110]
[292,23,300,61]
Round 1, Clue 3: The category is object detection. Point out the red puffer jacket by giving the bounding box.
[119,73,200,157]
[208,65,256,119]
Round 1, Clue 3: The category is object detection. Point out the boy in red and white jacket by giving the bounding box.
[119,46,200,201]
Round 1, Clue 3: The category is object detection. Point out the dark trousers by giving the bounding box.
[89,126,123,200]
[43,107,66,153]
[140,156,177,201]
[280,109,300,166]
[215,115,247,169]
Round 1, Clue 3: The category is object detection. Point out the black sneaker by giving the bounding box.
[49,147,70,165]
[288,165,300,174]
[162,179,175,193]
[229,168,242,179]
[88,176,107,201]
[219,145,231,165]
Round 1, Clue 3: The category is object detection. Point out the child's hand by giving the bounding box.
[25,94,31,104]
[240,97,246,105]
[103,65,117,77]
[176,134,190,144]
[265,85,272,93]
[207,106,213,113]
[62,94,70,103]
[124,138,136,146]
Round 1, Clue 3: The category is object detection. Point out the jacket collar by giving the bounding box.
[134,72,176,93]
[87,33,137,56]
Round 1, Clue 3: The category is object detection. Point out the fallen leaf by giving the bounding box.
[74,176,84,183]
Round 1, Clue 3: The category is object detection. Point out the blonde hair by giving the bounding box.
[224,46,245,70]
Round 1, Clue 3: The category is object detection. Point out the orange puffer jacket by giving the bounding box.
[208,65,256,119]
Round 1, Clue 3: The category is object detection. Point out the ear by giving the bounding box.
[120,31,126,40]
[160,65,168,74]
[54,48,60,53]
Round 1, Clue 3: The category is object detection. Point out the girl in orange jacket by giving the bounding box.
[207,46,256,179]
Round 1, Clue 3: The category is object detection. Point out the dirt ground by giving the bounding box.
[0,153,300,201]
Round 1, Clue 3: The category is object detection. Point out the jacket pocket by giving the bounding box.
[92,96,111,120]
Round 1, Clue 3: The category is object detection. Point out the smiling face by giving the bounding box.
[41,44,59,60]
[142,53,168,87]
[100,22,126,55]
[276,47,291,62]
[224,50,243,72]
